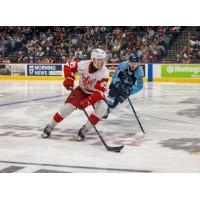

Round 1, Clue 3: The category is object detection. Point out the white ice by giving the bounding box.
[0,80,200,172]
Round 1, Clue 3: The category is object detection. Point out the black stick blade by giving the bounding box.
[107,145,124,153]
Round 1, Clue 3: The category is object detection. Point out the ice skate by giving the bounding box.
[75,125,88,141]
[102,108,111,119]
[41,125,53,138]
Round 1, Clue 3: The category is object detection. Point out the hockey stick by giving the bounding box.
[128,97,146,135]
[70,88,124,152]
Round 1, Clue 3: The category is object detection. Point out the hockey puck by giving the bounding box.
[135,131,145,138]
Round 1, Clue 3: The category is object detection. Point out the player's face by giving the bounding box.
[129,62,138,71]
[94,59,106,69]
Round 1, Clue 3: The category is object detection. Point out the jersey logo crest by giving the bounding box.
[82,74,95,88]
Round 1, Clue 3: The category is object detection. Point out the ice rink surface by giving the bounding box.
[0,80,200,172]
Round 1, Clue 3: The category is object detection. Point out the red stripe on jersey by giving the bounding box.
[53,112,64,123]
[89,114,100,125]
[94,78,109,93]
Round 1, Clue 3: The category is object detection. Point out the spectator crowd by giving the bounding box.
[0,26,199,64]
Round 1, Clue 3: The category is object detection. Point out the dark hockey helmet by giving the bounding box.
[128,55,139,63]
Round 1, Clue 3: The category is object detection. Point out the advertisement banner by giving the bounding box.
[161,64,200,78]
[27,64,62,76]
[0,64,26,76]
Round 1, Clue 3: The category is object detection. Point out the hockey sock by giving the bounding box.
[85,114,100,131]
[48,112,63,128]
[49,103,76,128]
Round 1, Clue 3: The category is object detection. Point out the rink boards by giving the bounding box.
[0,63,200,83]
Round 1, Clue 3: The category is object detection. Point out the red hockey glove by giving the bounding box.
[63,77,74,90]
[79,98,91,110]
[79,91,104,110]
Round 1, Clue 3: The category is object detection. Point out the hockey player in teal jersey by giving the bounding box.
[103,56,144,118]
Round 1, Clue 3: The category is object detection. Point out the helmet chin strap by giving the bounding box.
[92,59,98,69]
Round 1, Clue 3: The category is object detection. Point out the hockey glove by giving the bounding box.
[118,84,131,100]
[79,91,103,110]
[121,75,133,85]
[63,76,75,90]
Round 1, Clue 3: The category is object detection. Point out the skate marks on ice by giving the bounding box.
[106,102,200,155]
[180,97,200,104]
[2,124,200,154]
[0,124,149,147]
[0,94,64,107]
[124,98,200,125]
[0,91,11,98]
[0,125,153,172]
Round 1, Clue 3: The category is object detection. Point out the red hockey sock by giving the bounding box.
[89,114,99,125]
[53,112,64,123]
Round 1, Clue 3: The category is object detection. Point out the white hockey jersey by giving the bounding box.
[64,60,109,95]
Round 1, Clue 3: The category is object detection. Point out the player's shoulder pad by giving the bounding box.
[78,60,91,66]
[135,66,144,77]
[78,60,91,69]
[117,61,129,70]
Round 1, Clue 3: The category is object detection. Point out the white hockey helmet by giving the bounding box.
[91,49,107,68]
[91,49,107,69]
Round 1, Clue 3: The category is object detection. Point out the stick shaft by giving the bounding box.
[128,98,145,134]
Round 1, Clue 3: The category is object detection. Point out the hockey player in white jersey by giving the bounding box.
[41,49,109,141]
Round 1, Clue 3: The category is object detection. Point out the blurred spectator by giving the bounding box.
[147,50,158,63]
[110,53,120,63]
[180,46,190,63]
[175,53,184,63]
[189,30,200,62]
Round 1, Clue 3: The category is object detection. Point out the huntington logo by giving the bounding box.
[167,66,174,73]
[161,64,200,78]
